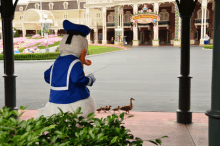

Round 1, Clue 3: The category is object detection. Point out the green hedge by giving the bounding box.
[204,45,213,49]
[0,52,60,60]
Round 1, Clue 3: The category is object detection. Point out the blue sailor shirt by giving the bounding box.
[44,55,91,104]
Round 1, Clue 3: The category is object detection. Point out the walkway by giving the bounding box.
[0,46,211,145]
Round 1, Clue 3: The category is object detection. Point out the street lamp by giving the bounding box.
[115,26,123,44]
[13,30,15,36]
[43,14,49,53]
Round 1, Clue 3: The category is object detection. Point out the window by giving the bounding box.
[49,3,54,10]
[107,12,114,22]
[63,2,68,9]
[19,6,23,11]
[63,13,68,19]
[35,3,40,9]
[20,15,23,20]
[159,9,169,21]
[164,13,169,20]
[197,9,209,19]
[124,11,132,22]
[96,13,101,18]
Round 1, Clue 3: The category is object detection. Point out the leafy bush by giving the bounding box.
[38,30,41,36]
[0,52,60,60]
[204,45,213,49]
[0,106,168,145]
[56,47,59,52]
[13,27,19,38]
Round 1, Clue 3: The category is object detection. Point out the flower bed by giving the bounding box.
[90,44,130,50]
[32,34,41,39]
[0,37,62,51]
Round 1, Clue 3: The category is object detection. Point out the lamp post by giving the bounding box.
[43,14,49,53]
[175,0,197,124]
[1,0,19,120]
[205,0,220,145]
[115,25,123,45]
[13,29,16,37]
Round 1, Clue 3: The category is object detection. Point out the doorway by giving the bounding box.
[159,30,170,45]
[124,31,133,45]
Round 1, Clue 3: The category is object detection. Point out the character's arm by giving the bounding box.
[71,62,94,87]
[44,65,52,84]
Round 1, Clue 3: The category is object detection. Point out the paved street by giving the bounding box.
[0,46,212,113]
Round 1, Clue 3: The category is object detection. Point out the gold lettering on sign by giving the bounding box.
[133,14,157,20]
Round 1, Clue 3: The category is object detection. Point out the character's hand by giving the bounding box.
[87,73,96,86]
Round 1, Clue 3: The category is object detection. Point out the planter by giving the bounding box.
[132,40,139,46]
[173,40,181,47]
[152,40,159,47]
[114,41,119,45]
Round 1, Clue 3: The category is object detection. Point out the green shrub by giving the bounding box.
[0,106,168,145]
[13,28,19,38]
[0,52,60,60]
[56,47,59,52]
[204,45,213,49]
[38,30,42,36]
[38,41,60,49]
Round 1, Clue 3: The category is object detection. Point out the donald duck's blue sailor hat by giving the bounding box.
[63,20,91,44]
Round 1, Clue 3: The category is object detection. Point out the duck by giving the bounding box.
[119,98,135,114]
[102,106,108,113]
[112,106,120,113]
[104,106,112,113]
[96,107,103,113]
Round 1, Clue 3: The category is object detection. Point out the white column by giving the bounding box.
[0,31,2,40]
[133,4,138,40]
[178,17,181,40]
[153,2,159,40]
[132,4,139,46]
[86,8,91,43]
[122,7,124,39]
[54,29,58,36]
[200,7,204,43]
[94,28,98,44]
[204,6,207,37]
[22,24,26,37]
[102,7,107,44]
[200,0,208,45]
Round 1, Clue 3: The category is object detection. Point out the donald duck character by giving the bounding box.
[36,20,96,121]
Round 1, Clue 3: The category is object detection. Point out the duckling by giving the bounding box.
[119,98,135,114]
[96,107,103,113]
[102,106,108,113]
[105,106,112,113]
[112,106,120,113]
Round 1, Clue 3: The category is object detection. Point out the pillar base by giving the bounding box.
[132,40,139,46]
[173,40,181,47]
[176,109,192,124]
[152,40,159,47]
[190,40,195,45]
[88,40,92,44]
[114,41,119,45]
[200,39,204,46]
[94,40,98,44]
[102,40,107,44]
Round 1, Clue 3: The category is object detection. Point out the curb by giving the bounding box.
[202,48,213,50]
[0,48,131,63]
[86,48,131,58]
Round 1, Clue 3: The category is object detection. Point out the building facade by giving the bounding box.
[1,0,214,46]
